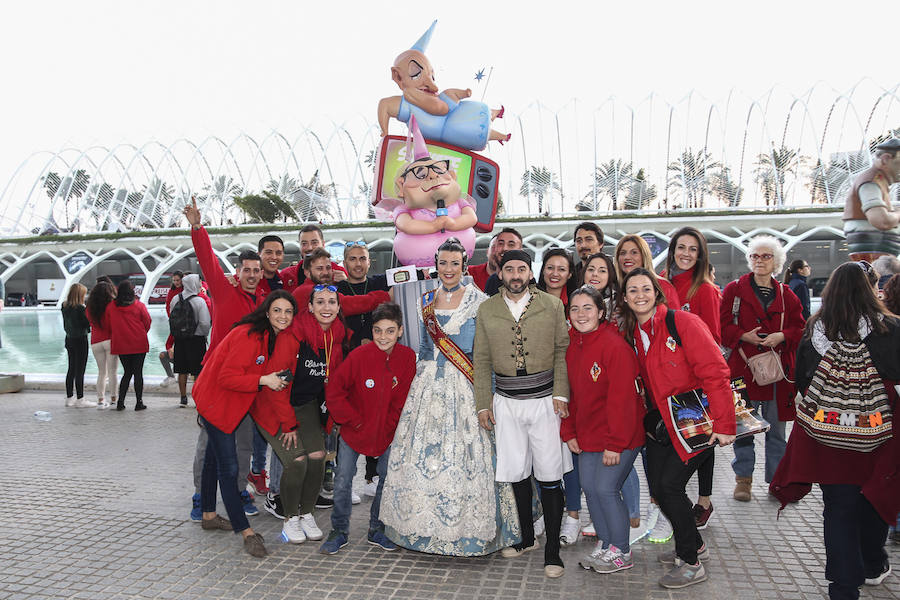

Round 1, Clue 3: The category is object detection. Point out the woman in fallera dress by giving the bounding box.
[380,238,520,556]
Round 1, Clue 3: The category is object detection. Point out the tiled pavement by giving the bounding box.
[1,390,897,600]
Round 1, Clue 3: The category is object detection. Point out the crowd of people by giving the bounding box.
[55,203,899,596]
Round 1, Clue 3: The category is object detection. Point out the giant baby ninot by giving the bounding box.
[377,20,510,151]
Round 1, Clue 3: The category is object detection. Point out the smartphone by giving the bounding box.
[758,333,768,339]
[277,370,293,383]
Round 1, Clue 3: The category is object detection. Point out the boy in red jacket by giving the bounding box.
[319,303,415,554]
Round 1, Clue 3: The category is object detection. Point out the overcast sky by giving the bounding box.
[0,0,888,190]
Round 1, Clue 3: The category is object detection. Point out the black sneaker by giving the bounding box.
[315,494,334,509]
[322,461,335,493]
[180,396,188,407]
[264,493,284,520]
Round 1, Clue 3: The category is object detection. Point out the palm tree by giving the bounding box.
[623,168,657,211]
[199,176,243,225]
[710,166,744,207]
[582,159,634,211]
[666,149,720,209]
[753,145,806,208]
[807,151,868,204]
[519,166,561,216]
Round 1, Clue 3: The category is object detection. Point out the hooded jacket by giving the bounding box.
[169,274,212,338]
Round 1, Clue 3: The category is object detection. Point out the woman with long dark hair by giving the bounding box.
[580,252,619,318]
[662,227,722,529]
[106,280,152,411]
[193,290,300,558]
[86,280,118,409]
[783,259,811,320]
[62,283,94,408]
[771,263,899,599]
[619,268,735,589]
[537,247,577,309]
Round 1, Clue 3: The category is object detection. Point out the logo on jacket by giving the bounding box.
[665,336,677,352]
[590,362,601,382]
[365,378,375,389]
[256,355,265,365]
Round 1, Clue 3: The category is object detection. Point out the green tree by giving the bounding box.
[753,145,806,208]
[623,168,657,211]
[710,166,743,207]
[199,175,243,225]
[233,191,298,223]
[666,149,720,209]
[519,165,561,216]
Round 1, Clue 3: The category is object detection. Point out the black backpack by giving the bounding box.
[169,293,198,339]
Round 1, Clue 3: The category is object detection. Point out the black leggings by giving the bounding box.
[65,336,89,398]
[696,450,714,497]
[119,353,146,404]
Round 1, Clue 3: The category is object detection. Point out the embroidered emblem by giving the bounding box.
[255,355,265,365]
[365,378,375,389]
[681,303,691,312]
[665,336,677,352]
[392,376,399,389]
[590,362,601,382]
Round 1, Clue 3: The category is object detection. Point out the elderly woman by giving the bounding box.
[720,235,805,501]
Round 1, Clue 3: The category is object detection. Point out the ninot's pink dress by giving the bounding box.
[392,196,476,267]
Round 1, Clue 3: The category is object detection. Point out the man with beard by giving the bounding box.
[481,228,524,296]
[473,250,571,578]
[573,222,604,265]
[279,225,347,289]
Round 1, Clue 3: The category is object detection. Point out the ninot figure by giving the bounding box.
[377,20,509,151]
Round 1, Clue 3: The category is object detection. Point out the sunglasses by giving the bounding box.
[749,253,774,261]
[857,260,874,274]
[345,241,367,248]
[402,159,450,180]
[312,284,338,293]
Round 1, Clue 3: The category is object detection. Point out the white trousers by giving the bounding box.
[493,393,569,482]
[90,340,118,400]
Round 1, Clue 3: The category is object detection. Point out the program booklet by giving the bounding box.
[667,377,770,454]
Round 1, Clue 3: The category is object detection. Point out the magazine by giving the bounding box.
[667,377,771,454]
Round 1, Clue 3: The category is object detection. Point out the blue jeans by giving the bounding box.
[251,426,268,474]
[821,484,889,600]
[731,397,786,482]
[622,466,641,520]
[193,414,253,494]
[269,454,283,495]
[331,437,388,534]
[579,448,640,552]
[563,453,582,512]
[200,418,250,534]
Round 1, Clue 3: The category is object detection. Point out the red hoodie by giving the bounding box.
[193,323,297,435]
[562,322,645,453]
[327,341,416,457]
[191,226,267,358]
[467,262,490,291]
[633,304,736,463]
[668,268,722,344]
[106,301,152,355]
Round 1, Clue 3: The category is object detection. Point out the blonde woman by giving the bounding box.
[61,283,95,408]
[86,279,118,409]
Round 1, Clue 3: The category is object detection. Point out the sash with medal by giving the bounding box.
[421,289,475,385]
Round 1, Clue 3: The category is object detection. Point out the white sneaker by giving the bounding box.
[65,397,75,407]
[74,398,98,408]
[648,511,673,543]
[560,515,582,546]
[533,515,545,537]
[582,522,597,537]
[161,376,176,388]
[97,400,111,410]
[299,513,323,541]
[281,516,306,544]
[363,478,378,497]
[351,491,362,505]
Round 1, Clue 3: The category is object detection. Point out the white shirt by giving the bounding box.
[502,289,531,322]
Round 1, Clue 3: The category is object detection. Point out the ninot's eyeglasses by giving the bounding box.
[749,253,774,261]
[313,285,338,292]
[402,159,450,180]
[345,241,367,248]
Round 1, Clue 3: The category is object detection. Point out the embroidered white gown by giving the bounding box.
[380,284,520,555]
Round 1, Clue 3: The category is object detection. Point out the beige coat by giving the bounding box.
[473,287,570,412]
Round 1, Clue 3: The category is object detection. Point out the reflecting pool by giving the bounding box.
[0,307,171,376]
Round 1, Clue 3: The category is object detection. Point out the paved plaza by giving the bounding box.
[1,388,897,600]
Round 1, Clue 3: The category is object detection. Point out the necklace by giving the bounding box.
[441,282,463,302]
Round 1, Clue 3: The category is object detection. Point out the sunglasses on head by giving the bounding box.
[345,241,367,248]
[857,260,874,274]
[312,284,338,293]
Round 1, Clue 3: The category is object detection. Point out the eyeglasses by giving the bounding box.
[312,284,338,293]
[345,241,367,248]
[749,253,774,261]
[401,159,450,180]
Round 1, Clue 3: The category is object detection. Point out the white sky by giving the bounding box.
[0,0,886,188]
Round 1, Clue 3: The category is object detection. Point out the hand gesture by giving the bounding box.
[602,450,621,466]
[478,409,495,431]
[739,326,766,345]
[708,432,736,447]
[566,438,581,454]
[279,430,298,449]
[260,372,287,391]
[553,398,569,419]
[184,195,201,227]
[760,332,785,348]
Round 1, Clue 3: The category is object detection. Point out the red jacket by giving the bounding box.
[279,261,347,294]
[720,273,804,419]
[327,342,416,456]
[105,301,151,355]
[193,324,297,435]
[87,308,111,345]
[561,322,645,453]
[658,277,681,310]
[668,269,722,344]
[634,304,736,463]
[468,262,490,291]
[292,281,389,318]
[191,226,267,358]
